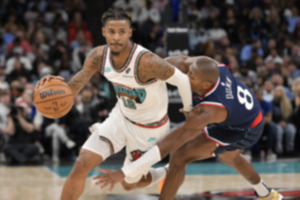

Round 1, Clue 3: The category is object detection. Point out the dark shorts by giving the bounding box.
[203,121,264,156]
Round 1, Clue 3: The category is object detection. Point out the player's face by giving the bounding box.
[102,20,132,55]
[188,63,204,94]
[188,63,213,96]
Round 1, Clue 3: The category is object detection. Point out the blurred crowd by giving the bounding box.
[0,0,299,165]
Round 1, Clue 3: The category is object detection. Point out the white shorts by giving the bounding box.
[82,103,170,183]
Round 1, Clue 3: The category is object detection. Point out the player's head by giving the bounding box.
[188,56,219,95]
[102,8,133,55]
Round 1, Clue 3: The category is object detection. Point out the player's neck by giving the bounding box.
[110,41,133,69]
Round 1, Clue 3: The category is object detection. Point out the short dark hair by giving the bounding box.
[102,8,132,27]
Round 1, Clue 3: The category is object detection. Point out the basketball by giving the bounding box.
[34,79,74,119]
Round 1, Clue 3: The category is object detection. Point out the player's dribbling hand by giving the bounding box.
[92,168,125,193]
[36,75,65,89]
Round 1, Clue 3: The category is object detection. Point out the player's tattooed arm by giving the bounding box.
[138,52,175,82]
[68,46,103,96]
[164,55,190,74]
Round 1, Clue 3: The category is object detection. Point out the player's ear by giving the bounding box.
[128,27,132,38]
[203,81,212,90]
[102,27,106,37]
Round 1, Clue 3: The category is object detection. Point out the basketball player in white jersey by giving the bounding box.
[36,8,193,200]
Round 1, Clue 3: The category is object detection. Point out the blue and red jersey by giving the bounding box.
[194,64,263,130]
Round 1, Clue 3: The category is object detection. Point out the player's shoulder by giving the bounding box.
[89,45,106,56]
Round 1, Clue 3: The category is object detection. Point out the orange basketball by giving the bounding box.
[34,79,74,119]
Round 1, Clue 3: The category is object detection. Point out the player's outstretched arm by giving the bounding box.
[92,105,228,190]
[139,53,193,112]
[67,46,103,96]
[121,105,228,177]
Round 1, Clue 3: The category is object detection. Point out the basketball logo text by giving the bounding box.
[40,89,66,99]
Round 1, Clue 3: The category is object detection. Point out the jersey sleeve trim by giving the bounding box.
[100,46,108,74]
[198,101,225,108]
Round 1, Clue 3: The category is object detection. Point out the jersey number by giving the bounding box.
[237,86,253,110]
[122,97,136,109]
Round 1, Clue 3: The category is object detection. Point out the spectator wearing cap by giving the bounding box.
[5,47,32,76]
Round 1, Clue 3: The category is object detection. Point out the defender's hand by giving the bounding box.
[179,108,190,120]
[93,168,125,192]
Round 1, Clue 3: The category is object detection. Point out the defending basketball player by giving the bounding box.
[94,56,283,200]
[35,8,193,200]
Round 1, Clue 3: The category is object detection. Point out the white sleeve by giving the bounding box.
[165,68,193,111]
[121,145,161,178]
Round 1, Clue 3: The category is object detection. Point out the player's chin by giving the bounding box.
[110,49,122,55]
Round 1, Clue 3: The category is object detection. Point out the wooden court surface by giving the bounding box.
[1,161,300,200]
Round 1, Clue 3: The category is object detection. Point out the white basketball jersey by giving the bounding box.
[100,43,168,124]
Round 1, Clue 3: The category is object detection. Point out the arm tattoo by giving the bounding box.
[68,47,102,95]
[138,53,174,82]
[68,69,93,95]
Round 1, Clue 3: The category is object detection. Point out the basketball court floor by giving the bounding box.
[0,157,300,200]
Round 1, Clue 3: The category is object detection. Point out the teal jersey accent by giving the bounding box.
[113,84,147,109]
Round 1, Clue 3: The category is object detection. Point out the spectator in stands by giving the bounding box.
[200,0,219,20]
[290,77,300,127]
[240,39,264,62]
[272,86,297,155]
[0,89,14,147]
[287,6,300,33]
[287,61,300,79]
[3,103,40,165]
[7,30,32,54]
[254,87,277,161]
[113,0,142,23]
[138,0,161,25]
[44,121,76,163]
[67,11,93,45]
[271,74,292,99]
[5,47,32,77]
[223,8,240,44]
[265,48,283,65]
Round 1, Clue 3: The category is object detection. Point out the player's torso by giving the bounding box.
[195,65,262,129]
[101,43,168,124]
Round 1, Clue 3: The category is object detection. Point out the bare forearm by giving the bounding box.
[67,69,94,96]
[68,47,102,96]
[158,126,200,158]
